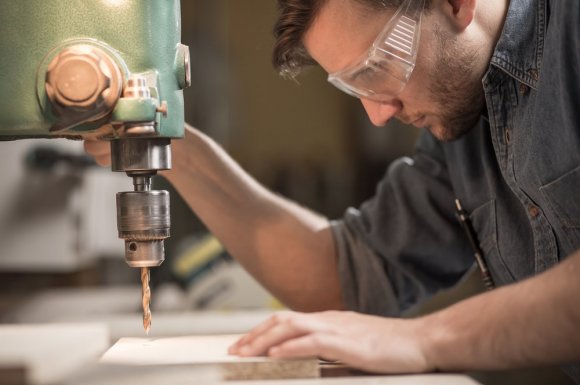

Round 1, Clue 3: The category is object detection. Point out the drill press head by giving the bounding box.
[0,0,190,266]
[0,0,190,334]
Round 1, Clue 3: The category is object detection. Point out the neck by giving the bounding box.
[476,0,510,53]
[454,0,510,80]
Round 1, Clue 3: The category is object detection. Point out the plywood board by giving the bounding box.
[101,334,319,380]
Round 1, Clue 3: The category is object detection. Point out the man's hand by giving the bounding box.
[84,139,111,167]
[229,251,580,375]
[228,310,430,374]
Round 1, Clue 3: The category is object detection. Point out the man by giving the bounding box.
[86,0,580,381]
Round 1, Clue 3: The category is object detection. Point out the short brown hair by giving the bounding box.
[272,0,425,78]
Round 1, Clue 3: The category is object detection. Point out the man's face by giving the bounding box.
[304,0,487,141]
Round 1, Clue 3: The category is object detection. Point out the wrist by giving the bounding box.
[415,312,455,372]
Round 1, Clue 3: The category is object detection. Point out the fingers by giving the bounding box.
[237,322,307,357]
[84,140,111,167]
[269,333,347,363]
[233,317,360,367]
[83,139,108,155]
[229,312,327,357]
[229,312,293,355]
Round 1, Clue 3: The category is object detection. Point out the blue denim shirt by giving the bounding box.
[331,0,579,380]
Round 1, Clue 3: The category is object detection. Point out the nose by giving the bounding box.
[360,98,402,127]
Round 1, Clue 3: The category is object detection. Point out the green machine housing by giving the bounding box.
[0,0,191,270]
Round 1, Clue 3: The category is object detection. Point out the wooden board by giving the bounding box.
[100,334,319,380]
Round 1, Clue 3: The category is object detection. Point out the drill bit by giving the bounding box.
[141,267,152,334]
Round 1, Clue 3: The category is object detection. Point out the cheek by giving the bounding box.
[406,32,440,93]
[399,51,438,103]
[398,73,433,110]
[396,33,443,110]
[409,54,436,91]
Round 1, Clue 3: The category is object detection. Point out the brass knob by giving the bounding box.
[45,45,122,112]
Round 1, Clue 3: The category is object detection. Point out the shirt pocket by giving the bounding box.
[469,199,516,284]
[540,164,580,252]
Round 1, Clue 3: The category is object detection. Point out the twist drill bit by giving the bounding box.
[141,267,152,334]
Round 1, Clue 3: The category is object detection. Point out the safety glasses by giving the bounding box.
[327,0,425,102]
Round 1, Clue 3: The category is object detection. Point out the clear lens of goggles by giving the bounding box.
[327,0,424,102]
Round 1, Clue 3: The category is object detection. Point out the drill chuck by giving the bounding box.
[117,190,170,268]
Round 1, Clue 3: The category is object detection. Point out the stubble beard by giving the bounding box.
[426,29,487,142]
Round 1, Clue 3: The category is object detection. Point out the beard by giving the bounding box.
[425,28,487,142]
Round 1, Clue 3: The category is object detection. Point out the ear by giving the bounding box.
[442,0,477,32]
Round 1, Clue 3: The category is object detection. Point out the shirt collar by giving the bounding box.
[489,0,547,89]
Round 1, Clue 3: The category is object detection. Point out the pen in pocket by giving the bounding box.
[455,199,495,290]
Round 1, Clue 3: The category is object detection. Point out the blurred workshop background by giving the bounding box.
[0,2,572,385]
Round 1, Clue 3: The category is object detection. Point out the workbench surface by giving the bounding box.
[0,308,482,385]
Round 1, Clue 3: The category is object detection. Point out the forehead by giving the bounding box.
[303,0,393,74]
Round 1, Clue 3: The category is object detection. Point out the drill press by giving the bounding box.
[0,0,190,333]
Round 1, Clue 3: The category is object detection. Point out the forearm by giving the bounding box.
[422,250,580,370]
[162,125,344,311]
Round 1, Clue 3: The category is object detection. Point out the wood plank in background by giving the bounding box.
[0,323,109,385]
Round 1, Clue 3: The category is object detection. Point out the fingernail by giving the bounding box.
[239,346,251,356]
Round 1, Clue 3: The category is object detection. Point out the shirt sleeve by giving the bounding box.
[331,131,474,316]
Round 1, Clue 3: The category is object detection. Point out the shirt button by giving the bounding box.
[504,128,511,144]
[528,205,540,218]
[519,83,530,94]
[528,69,539,81]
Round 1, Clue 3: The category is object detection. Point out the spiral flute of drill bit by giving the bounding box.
[141,267,152,334]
